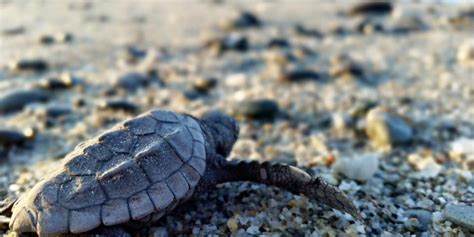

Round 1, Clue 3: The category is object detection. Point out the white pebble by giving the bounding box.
[334,153,379,181]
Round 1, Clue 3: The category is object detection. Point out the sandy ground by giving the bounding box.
[0,0,474,236]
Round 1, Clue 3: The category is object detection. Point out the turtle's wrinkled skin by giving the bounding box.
[9,109,360,236]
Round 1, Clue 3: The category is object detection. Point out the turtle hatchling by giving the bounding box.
[8,109,360,235]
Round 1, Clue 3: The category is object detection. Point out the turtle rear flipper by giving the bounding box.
[212,156,361,219]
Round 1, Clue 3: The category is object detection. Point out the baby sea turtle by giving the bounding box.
[8,109,360,235]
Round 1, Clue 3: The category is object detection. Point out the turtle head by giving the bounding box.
[201,110,239,157]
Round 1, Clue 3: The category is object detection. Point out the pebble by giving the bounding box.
[365,107,413,148]
[38,32,73,44]
[8,59,48,72]
[192,77,217,93]
[222,33,248,51]
[443,204,474,231]
[278,69,321,82]
[0,89,50,114]
[36,105,72,118]
[37,73,81,90]
[246,225,260,235]
[457,40,474,66]
[149,227,169,237]
[404,209,432,231]
[97,99,139,113]
[220,11,261,30]
[235,99,279,120]
[292,24,323,38]
[267,38,290,48]
[226,217,239,232]
[116,72,150,92]
[355,18,384,34]
[347,1,393,16]
[333,153,379,181]
[450,137,474,156]
[205,33,248,53]
[448,8,474,29]
[408,154,442,178]
[329,54,364,78]
[120,45,147,64]
[0,128,35,146]
[2,26,25,36]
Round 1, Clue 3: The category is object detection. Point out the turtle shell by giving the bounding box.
[10,109,207,235]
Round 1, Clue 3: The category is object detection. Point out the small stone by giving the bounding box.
[432,211,443,223]
[205,33,248,53]
[8,59,48,72]
[267,38,290,48]
[408,154,442,178]
[116,72,150,92]
[149,227,169,237]
[120,45,147,64]
[220,11,261,30]
[347,1,393,16]
[443,204,474,231]
[223,33,248,51]
[457,40,474,67]
[451,137,474,156]
[329,54,364,78]
[246,225,260,235]
[278,69,320,82]
[54,32,73,43]
[37,73,81,90]
[192,77,217,93]
[36,105,72,118]
[2,26,25,36]
[97,99,139,113]
[38,35,55,45]
[226,218,239,232]
[235,99,279,119]
[333,153,379,181]
[365,107,413,148]
[404,209,432,231]
[292,24,323,38]
[355,18,384,34]
[0,88,50,114]
[0,128,35,146]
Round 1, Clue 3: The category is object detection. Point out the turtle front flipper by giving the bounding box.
[212,156,361,219]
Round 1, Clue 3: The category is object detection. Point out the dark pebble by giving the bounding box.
[0,89,50,114]
[356,18,384,34]
[8,59,48,72]
[348,1,393,16]
[183,90,201,101]
[2,26,25,36]
[278,69,321,82]
[329,54,365,78]
[120,45,147,63]
[37,73,81,90]
[98,99,139,113]
[223,33,248,51]
[192,77,217,93]
[38,35,55,45]
[38,32,73,45]
[267,38,290,48]
[38,105,72,118]
[292,24,323,38]
[448,8,474,29]
[404,209,432,232]
[236,99,279,119]
[205,33,248,53]
[221,11,261,30]
[0,128,35,146]
[116,72,150,92]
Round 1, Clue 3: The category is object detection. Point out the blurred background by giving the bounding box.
[0,0,473,236]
